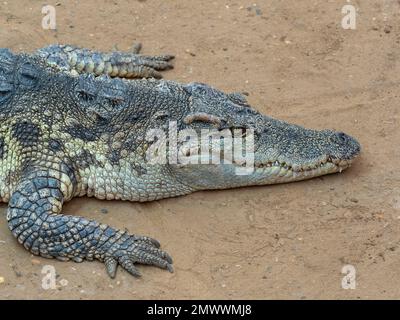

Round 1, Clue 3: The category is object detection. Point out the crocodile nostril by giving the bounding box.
[335,132,348,143]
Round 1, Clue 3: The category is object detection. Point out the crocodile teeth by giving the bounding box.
[278,167,287,177]
[253,155,349,174]
[284,170,293,178]
[270,166,281,175]
[76,59,85,72]
[292,164,300,172]
[339,160,348,167]
[85,59,95,73]
[68,52,78,66]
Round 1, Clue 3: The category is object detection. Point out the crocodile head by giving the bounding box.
[169,82,361,190]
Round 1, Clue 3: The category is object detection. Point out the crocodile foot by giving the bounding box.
[101,234,174,278]
[35,44,175,79]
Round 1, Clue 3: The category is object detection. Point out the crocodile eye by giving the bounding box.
[18,62,40,87]
[107,97,124,107]
[77,89,96,102]
[75,75,98,106]
[100,79,127,108]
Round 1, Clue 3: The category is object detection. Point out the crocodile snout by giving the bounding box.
[326,130,361,162]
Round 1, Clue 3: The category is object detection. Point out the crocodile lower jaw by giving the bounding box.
[251,157,355,182]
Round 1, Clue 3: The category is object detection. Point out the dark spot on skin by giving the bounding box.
[237,107,258,116]
[122,137,139,151]
[12,121,40,147]
[108,150,121,165]
[125,112,146,123]
[153,110,170,121]
[48,139,63,152]
[94,113,110,126]
[65,124,98,142]
[72,149,101,169]
[0,137,4,159]
[130,163,147,176]
[5,171,14,185]
[60,161,78,191]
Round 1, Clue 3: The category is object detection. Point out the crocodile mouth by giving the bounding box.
[233,154,358,181]
[253,156,354,173]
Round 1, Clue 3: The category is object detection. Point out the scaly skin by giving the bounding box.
[0,46,360,279]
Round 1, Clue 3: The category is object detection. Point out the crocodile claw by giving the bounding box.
[103,235,174,278]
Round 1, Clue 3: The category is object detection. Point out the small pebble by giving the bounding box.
[0,277,4,284]
[384,26,392,34]
[185,49,196,56]
[101,208,108,214]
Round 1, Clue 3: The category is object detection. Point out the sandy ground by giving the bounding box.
[0,0,399,299]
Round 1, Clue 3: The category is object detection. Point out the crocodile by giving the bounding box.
[0,45,360,279]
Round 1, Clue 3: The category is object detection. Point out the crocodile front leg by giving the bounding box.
[7,166,173,278]
[35,44,174,79]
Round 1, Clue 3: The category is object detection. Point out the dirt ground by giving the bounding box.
[0,0,399,300]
